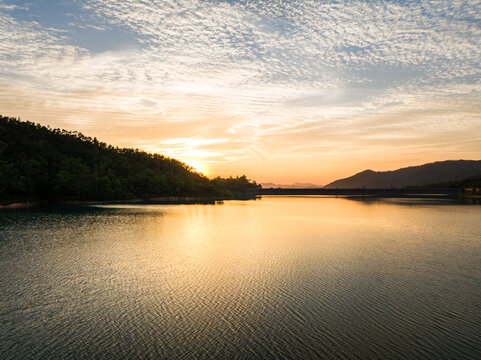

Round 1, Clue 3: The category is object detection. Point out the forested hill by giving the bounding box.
[0,116,259,204]
[324,160,481,189]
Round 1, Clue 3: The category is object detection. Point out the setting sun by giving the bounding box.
[184,160,209,177]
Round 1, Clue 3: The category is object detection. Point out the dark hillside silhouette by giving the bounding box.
[0,116,259,204]
[324,160,481,189]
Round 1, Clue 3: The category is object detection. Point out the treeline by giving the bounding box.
[407,175,481,192]
[0,116,260,204]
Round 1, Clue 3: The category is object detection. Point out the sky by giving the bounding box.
[1,0,480,184]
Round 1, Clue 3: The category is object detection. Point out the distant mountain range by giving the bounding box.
[261,182,323,189]
[324,160,481,189]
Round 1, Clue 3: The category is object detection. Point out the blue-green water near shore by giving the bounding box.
[1,196,480,359]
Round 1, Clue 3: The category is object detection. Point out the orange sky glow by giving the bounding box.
[1,1,480,184]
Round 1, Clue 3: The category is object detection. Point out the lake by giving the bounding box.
[1,196,480,359]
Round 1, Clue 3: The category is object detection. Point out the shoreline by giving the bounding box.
[2,193,478,209]
[0,201,40,209]
[0,196,259,209]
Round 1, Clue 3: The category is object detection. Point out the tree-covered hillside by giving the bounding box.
[324,160,481,189]
[0,116,259,204]
[408,175,481,193]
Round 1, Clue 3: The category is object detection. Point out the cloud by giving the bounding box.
[0,0,480,182]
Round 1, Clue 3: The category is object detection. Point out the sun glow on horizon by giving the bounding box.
[183,160,210,177]
[141,145,212,177]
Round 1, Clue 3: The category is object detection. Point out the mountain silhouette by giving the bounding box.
[324,160,481,189]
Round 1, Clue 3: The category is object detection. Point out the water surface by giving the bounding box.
[1,197,480,359]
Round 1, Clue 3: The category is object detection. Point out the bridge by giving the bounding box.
[256,188,459,198]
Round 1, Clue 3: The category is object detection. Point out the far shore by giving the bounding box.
[2,191,479,209]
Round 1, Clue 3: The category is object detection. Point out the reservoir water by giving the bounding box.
[1,196,480,359]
